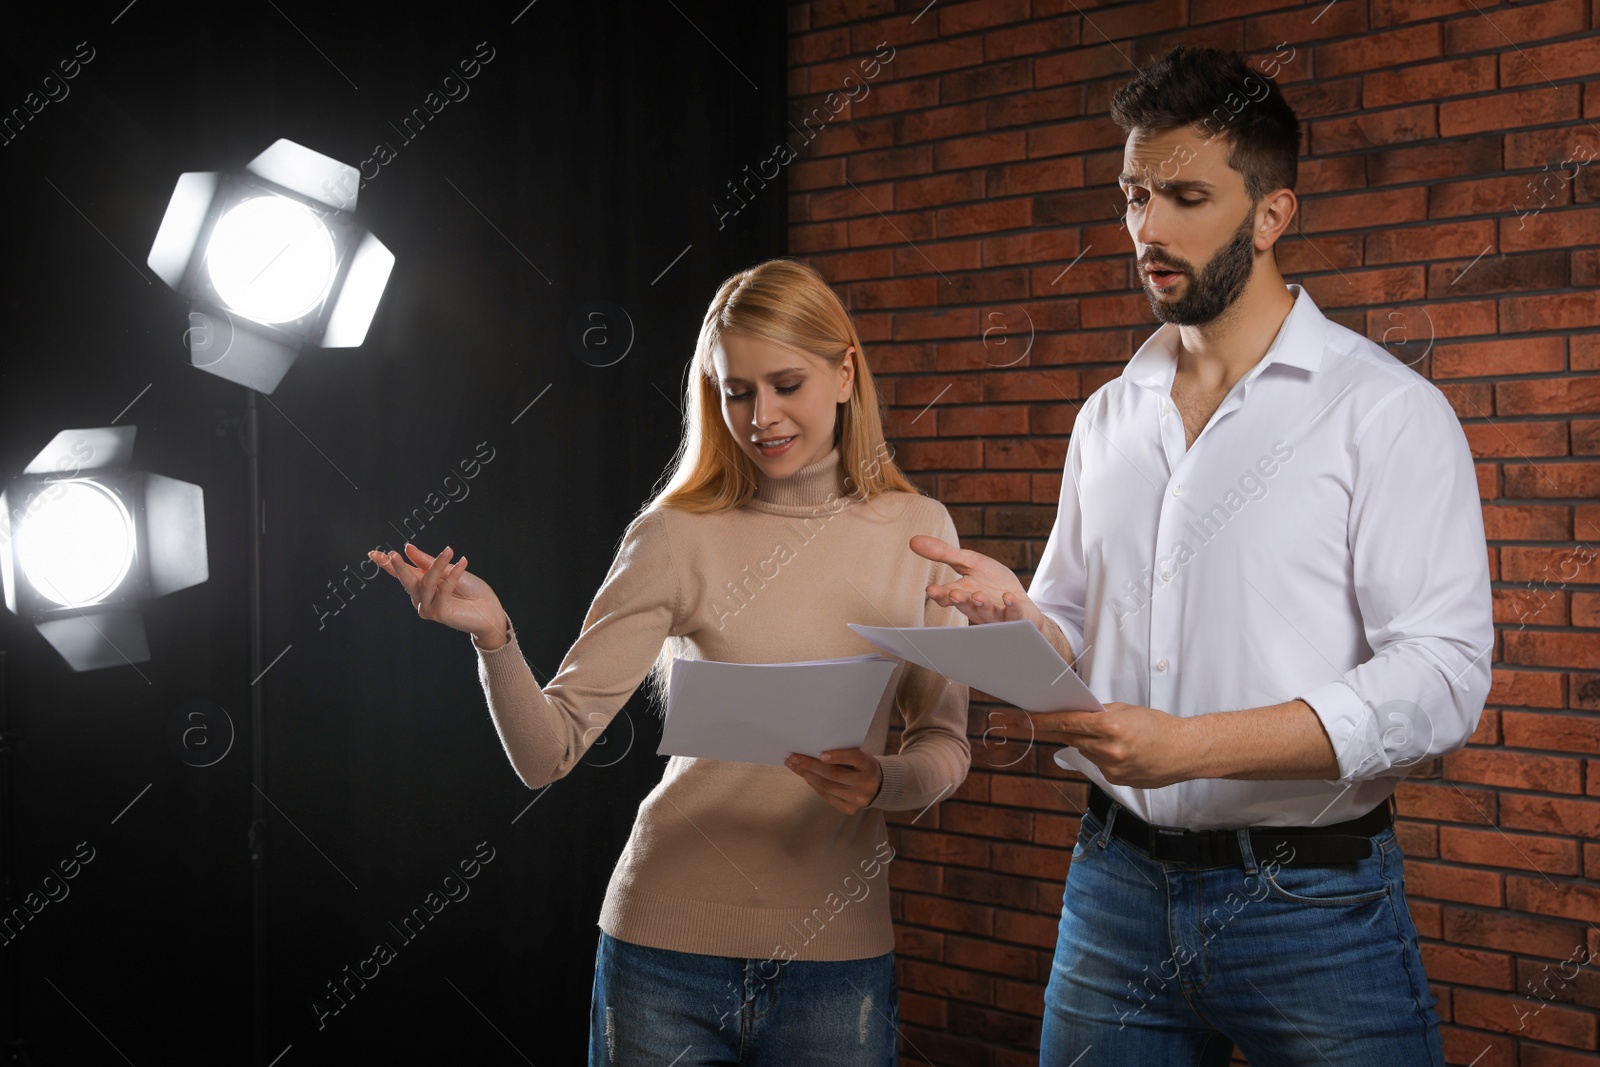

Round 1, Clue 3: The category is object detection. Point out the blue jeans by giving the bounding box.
[1040,801,1444,1066]
[589,930,899,1066]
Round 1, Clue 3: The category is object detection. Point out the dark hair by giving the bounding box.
[1108,45,1300,203]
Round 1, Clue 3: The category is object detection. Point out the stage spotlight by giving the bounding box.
[0,426,208,672]
[148,138,395,394]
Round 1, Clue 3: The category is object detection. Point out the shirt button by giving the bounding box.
[1171,484,1182,496]
[1161,570,1173,581]
[1156,659,1169,672]
[1161,404,1171,416]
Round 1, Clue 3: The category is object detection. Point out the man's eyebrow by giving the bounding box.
[1118,173,1216,193]
[720,366,808,384]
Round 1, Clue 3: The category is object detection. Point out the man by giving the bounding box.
[911,46,1492,1066]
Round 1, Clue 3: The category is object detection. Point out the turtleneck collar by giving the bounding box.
[748,444,855,515]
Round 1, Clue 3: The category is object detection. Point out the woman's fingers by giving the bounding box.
[417,547,455,616]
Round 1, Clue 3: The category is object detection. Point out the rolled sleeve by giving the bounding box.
[1298,383,1494,783]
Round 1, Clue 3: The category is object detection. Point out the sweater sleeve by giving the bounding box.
[869,504,972,812]
[470,508,682,789]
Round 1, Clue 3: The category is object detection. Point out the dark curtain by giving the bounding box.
[0,2,786,1062]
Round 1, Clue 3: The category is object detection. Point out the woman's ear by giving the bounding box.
[837,346,856,403]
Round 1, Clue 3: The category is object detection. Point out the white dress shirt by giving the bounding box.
[1029,283,1494,830]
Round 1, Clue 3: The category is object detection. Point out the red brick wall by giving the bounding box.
[784,2,1600,1064]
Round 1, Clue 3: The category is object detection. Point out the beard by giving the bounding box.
[1143,207,1257,326]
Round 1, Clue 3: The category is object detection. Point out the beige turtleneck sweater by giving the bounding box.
[470,445,971,961]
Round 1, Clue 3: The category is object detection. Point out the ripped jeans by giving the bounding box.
[589,930,898,1066]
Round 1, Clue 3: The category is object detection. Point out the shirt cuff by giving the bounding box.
[1298,678,1385,783]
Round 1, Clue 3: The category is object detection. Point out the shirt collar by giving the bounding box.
[1122,283,1325,397]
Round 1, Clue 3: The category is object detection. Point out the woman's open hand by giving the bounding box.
[369,544,508,648]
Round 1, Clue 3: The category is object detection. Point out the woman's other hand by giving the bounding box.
[785,748,882,814]
[369,544,509,649]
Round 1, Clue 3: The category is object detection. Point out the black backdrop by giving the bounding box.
[0,2,786,1062]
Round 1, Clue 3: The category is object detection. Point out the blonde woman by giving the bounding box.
[371,258,970,1065]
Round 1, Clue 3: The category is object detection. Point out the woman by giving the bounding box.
[371,258,970,1065]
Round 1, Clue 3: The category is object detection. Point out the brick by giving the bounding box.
[1501,36,1600,87]
[893,171,986,213]
[1482,504,1571,542]
[993,907,1057,946]
[945,932,1038,979]
[983,18,1077,63]
[1497,630,1600,671]
[894,240,984,276]
[1364,55,1496,108]
[1465,421,1568,459]
[1433,337,1565,379]
[898,989,947,1029]
[941,58,1032,104]
[1365,219,1496,265]
[1500,794,1600,837]
[985,157,1085,198]
[901,892,994,937]
[1316,24,1442,78]
[1405,859,1505,906]
[1026,117,1126,159]
[1440,1028,1517,1067]
[899,958,995,1004]
[1444,906,1592,959]
[897,828,992,868]
[1443,0,1589,53]
[848,145,933,184]
[1299,187,1428,233]
[941,868,1038,910]
[1302,267,1426,308]
[1394,781,1497,824]
[1489,667,1567,706]
[1571,589,1600,625]
[933,132,1029,175]
[938,471,1031,503]
[1441,86,1583,138]
[1503,205,1600,254]
[938,0,1029,35]
[1496,378,1600,416]
[1439,826,1580,875]
[1499,545,1600,585]
[1433,176,1573,227]
[1453,988,1597,1048]
[948,1002,1039,1045]
[937,199,1031,237]
[895,924,946,961]
[987,87,1086,129]
[888,38,987,82]
[1312,105,1439,154]
[1508,875,1600,923]
[1498,585,1569,628]
[1420,943,1515,989]
[1502,712,1600,755]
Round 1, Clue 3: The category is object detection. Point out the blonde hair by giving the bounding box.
[635,257,923,711]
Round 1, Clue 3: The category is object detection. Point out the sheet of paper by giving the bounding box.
[847,619,1105,714]
[659,654,898,766]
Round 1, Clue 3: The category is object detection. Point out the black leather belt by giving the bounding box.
[1087,784,1394,867]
